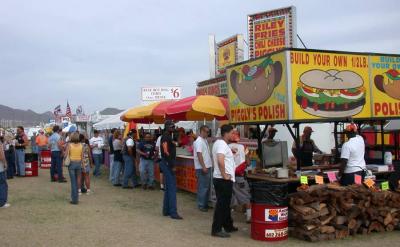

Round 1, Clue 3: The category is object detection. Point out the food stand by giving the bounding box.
[226,48,400,241]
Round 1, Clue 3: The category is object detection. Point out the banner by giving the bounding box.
[248,6,296,59]
[290,50,371,121]
[215,35,244,75]
[196,76,227,96]
[141,87,182,101]
[370,55,400,118]
[228,52,288,124]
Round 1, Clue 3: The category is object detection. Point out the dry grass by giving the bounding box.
[1,168,400,247]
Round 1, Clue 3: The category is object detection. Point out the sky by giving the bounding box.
[1,0,399,114]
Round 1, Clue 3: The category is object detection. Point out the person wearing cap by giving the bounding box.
[291,126,323,167]
[36,130,48,166]
[339,124,366,186]
[122,129,139,189]
[262,127,278,143]
[30,131,38,154]
[160,120,183,220]
[228,129,251,223]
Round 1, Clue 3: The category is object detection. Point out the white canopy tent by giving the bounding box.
[93,111,127,130]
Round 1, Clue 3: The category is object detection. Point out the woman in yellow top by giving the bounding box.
[65,132,83,205]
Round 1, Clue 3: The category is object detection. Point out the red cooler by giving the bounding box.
[40,150,51,169]
[251,203,288,241]
[25,161,39,177]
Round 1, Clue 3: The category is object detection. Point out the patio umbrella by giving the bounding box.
[121,100,175,123]
[165,95,228,121]
[62,124,77,133]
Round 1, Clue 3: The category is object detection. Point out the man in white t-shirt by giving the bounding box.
[90,130,104,177]
[193,125,212,212]
[211,124,237,238]
[339,123,366,186]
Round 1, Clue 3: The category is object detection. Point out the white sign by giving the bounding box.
[265,207,288,222]
[141,87,182,101]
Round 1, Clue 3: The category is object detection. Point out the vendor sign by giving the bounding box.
[228,52,288,124]
[290,50,371,121]
[370,55,400,118]
[248,6,296,58]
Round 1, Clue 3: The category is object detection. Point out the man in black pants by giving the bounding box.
[211,124,237,238]
[339,123,367,186]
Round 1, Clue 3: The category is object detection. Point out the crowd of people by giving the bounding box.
[0,119,369,238]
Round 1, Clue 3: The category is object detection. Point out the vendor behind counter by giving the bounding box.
[291,126,323,167]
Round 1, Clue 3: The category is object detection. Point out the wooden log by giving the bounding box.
[384,213,393,226]
[320,226,336,234]
[386,224,395,232]
[335,216,347,225]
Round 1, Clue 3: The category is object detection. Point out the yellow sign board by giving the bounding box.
[370,55,400,118]
[228,52,288,124]
[217,42,236,72]
[290,50,371,121]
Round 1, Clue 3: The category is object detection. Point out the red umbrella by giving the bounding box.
[166,95,228,121]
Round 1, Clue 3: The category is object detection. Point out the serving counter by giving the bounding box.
[154,154,198,193]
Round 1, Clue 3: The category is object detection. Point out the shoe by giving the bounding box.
[70,201,78,205]
[58,179,67,183]
[162,213,169,217]
[148,186,155,190]
[51,179,57,182]
[113,184,122,187]
[0,203,11,208]
[86,190,91,195]
[170,215,183,220]
[122,186,133,189]
[78,189,82,195]
[212,231,230,238]
[7,176,13,179]
[142,185,147,190]
[225,226,238,233]
[199,207,208,212]
[160,187,165,191]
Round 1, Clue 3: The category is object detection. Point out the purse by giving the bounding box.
[64,144,71,167]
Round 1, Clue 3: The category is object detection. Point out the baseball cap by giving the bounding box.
[303,126,314,133]
[345,123,358,133]
[268,127,278,133]
[164,120,175,129]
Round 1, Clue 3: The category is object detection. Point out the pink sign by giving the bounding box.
[354,175,362,185]
[327,172,337,183]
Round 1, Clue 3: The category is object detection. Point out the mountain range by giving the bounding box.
[0,105,124,128]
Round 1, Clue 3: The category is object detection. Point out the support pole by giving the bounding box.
[381,121,385,163]
[286,123,300,171]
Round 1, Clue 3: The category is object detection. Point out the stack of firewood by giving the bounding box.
[289,184,400,242]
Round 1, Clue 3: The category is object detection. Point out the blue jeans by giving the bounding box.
[112,161,122,185]
[109,154,114,181]
[122,155,138,187]
[140,158,154,186]
[15,149,25,176]
[0,171,8,207]
[6,150,15,178]
[51,151,63,181]
[93,153,103,177]
[160,159,178,217]
[68,162,81,203]
[195,168,211,209]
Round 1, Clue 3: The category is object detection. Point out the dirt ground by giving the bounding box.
[1,168,400,247]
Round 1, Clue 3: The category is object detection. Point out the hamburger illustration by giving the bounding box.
[374,69,400,100]
[296,69,366,118]
[230,57,282,106]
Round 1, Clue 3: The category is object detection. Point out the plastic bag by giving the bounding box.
[249,181,288,206]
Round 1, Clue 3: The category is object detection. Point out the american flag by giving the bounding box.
[53,105,62,116]
[66,102,72,117]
